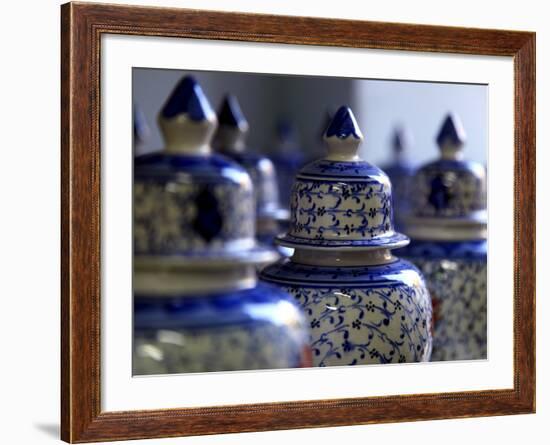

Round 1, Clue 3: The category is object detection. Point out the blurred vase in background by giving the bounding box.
[402,113,487,361]
[261,106,432,367]
[133,76,311,374]
[268,118,307,209]
[213,95,289,249]
[380,126,416,232]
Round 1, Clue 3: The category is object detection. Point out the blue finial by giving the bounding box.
[217,95,248,130]
[161,76,215,121]
[392,126,412,154]
[436,113,466,148]
[325,106,363,140]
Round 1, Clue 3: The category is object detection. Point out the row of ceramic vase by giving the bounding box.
[133,75,487,375]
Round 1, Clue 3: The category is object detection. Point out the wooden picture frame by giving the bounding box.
[61,1,535,442]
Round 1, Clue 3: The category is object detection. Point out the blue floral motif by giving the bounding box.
[260,259,432,366]
[403,241,487,361]
[412,161,486,218]
[134,153,256,257]
[288,179,394,242]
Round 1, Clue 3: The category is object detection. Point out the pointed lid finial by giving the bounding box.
[436,113,466,159]
[323,106,364,161]
[392,125,413,155]
[218,95,249,131]
[213,94,249,153]
[158,76,217,155]
[160,76,215,121]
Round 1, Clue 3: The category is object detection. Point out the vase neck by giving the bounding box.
[291,248,395,267]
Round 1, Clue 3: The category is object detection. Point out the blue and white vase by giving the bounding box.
[260,106,432,367]
[402,113,487,361]
[269,119,307,210]
[213,95,289,246]
[380,126,415,232]
[133,76,310,374]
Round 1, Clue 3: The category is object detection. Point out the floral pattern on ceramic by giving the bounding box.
[404,114,487,361]
[401,240,487,361]
[134,77,275,264]
[132,76,308,375]
[134,157,255,257]
[288,178,394,242]
[261,259,432,366]
[277,109,408,251]
[410,114,486,220]
[412,164,486,218]
[134,283,311,374]
[260,106,432,367]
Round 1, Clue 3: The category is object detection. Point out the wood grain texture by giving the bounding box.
[60,2,536,442]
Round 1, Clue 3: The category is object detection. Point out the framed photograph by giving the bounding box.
[61,1,535,442]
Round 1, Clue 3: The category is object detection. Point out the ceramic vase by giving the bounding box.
[133,76,310,374]
[260,106,433,367]
[268,119,306,209]
[380,126,415,232]
[402,113,487,361]
[213,95,288,246]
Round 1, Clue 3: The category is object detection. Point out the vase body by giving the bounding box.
[261,258,432,366]
[381,160,415,232]
[222,150,286,230]
[401,240,487,361]
[134,282,310,374]
[213,95,289,246]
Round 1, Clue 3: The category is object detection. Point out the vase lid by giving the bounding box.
[382,125,415,173]
[277,106,409,251]
[157,76,217,156]
[406,113,487,241]
[212,94,249,154]
[134,76,278,266]
[212,94,288,223]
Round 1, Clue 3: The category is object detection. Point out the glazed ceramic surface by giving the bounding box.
[277,111,408,250]
[269,119,307,207]
[408,114,486,223]
[401,240,487,361]
[260,106,432,366]
[134,282,310,374]
[133,76,310,374]
[404,113,487,361]
[261,258,432,366]
[134,154,256,258]
[381,127,415,231]
[134,78,273,264]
